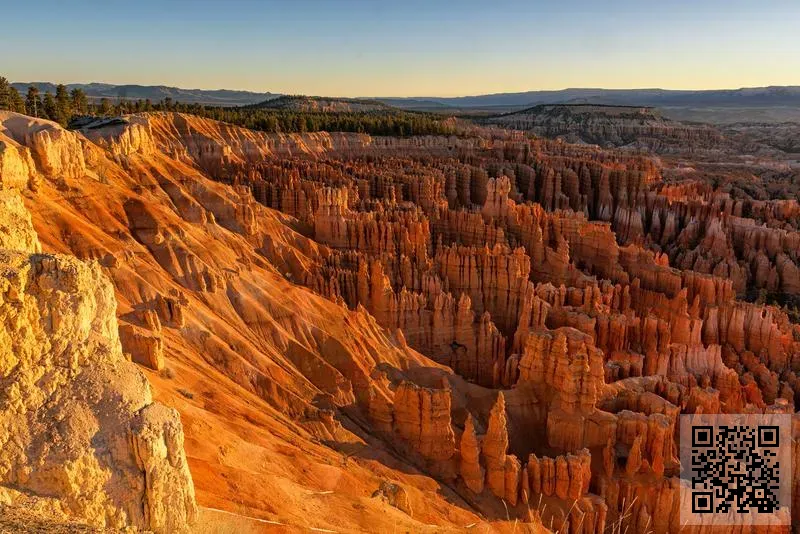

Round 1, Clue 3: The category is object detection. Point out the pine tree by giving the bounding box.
[55,84,71,125]
[8,87,25,113]
[43,92,58,121]
[70,88,88,115]
[99,98,112,115]
[0,76,11,110]
[25,86,41,117]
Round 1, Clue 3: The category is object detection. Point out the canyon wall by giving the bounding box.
[3,110,798,532]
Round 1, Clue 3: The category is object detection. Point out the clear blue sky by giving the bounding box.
[3,0,799,97]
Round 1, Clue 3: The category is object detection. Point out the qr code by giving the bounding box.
[680,414,791,526]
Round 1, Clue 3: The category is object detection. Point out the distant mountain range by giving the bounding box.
[378,86,800,113]
[11,82,277,106]
[12,82,800,123]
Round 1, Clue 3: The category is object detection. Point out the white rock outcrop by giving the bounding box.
[0,188,197,532]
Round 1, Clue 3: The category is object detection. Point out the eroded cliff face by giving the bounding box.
[1,112,516,533]
[0,183,196,531]
[2,110,798,533]
[169,110,794,533]
[485,104,725,153]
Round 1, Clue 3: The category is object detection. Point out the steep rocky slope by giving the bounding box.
[1,110,798,533]
[485,104,724,153]
[1,111,537,532]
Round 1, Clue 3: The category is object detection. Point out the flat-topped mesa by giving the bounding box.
[486,104,723,155]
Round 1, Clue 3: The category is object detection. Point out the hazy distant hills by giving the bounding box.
[12,82,800,123]
[380,86,800,110]
[11,82,277,106]
[380,87,800,123]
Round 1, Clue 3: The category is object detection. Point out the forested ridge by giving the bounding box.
[0,77,455,136]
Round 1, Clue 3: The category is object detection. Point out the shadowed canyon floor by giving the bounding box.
[1,110,799,533]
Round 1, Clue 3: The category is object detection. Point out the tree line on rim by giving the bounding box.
[0,77,455,136]
[0,77,88,126]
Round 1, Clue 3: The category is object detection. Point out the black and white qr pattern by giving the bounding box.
[680,414,791,526]
[690,425,781,514]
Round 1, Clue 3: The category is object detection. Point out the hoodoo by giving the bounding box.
[0,85,798,532]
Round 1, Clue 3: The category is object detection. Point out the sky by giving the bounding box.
[2,0,800,97]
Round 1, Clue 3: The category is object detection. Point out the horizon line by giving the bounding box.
[9,79,800,100]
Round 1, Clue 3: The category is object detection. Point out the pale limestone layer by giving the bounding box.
[0,190,41,253]
[0,188,196,532]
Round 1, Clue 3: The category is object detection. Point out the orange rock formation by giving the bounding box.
[1,109,798,532]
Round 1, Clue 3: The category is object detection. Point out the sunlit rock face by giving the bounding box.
[1,109,798,533]
[0,175,196,531]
